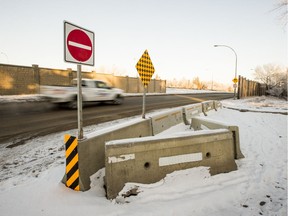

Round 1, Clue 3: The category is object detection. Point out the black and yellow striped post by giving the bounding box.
[64,134,80,191]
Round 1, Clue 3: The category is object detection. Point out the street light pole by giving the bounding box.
[214,44,238,99]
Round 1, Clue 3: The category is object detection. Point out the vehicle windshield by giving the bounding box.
[71,79,112,89]
[96,81,110,89]
[71,79,91,87]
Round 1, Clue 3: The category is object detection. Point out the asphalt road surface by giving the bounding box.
[0,93,233,147]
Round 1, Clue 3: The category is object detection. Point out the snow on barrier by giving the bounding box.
[190,116,245,159]
[62,100,232,193]
[105,129,237,199]
[62,118,153,191]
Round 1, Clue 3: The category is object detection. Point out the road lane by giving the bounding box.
[0,93,233,146]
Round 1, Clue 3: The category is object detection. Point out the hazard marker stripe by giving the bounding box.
[64,134,80,191]
[66,147,78,165]
[66,154,78,174]
[66,161,79,180]
[66,138,78,158]
[66,170,79,188]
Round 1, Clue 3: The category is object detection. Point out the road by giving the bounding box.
[0,93,233,147]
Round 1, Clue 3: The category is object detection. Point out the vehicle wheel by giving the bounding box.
[67,97,78,109]
[113,95,124,105]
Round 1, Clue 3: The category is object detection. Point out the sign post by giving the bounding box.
[142,86,147,119]
[135,50,155,119]
[64,21,94,139]
[77,65,83,139]
[232,77,238,100]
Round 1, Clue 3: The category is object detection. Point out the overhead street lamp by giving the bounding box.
[214,44,238,99]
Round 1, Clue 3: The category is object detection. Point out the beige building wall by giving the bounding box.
[0,63,166,95]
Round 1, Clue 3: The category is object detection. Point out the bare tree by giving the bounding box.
[167,76,233,91]
[193,77,207,90]
[272,0,288,27]
[253,64,287,97]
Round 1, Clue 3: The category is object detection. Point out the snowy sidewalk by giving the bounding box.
[0,96,287,216]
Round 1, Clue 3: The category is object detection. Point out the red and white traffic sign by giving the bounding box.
[64,21,94,66]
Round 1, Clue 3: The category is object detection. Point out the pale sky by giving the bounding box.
[0,0,287,84]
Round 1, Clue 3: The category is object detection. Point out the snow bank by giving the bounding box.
[0,96,287,216]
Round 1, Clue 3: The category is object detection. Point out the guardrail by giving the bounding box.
[190,117,244,159]
[182,103,203,125]
[62,118,153,191]
[62,100,244,198]
[105,129,237,199]
[150,107,183,135]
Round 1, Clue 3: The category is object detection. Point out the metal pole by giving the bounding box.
[233,48,238,100]
[77,64,84,140]
[142,86,147,119]
[214,45,238,99]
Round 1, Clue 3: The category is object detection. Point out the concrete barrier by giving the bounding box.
[182,103,203,125]
[149,107,183,135]
[190,117,245,159]
[63,118,153,191]
[213,100,222,111]
[201,100,215,116]
[62,100,226,193]
[105,129,237,199]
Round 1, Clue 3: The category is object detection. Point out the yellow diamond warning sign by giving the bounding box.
[136,50,155,87]
[232,78,238,84]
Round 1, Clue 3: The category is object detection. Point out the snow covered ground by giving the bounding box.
[0,95,287,216]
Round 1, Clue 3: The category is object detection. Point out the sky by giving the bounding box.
[0,0,287,84]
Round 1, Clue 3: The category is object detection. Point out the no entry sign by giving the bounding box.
[64,21,94,66]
